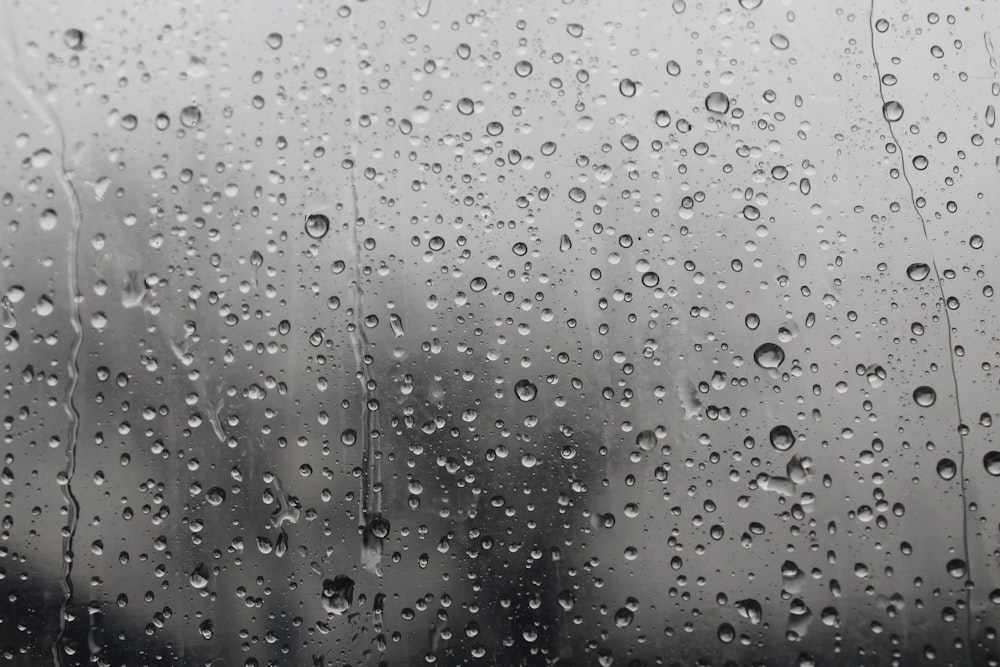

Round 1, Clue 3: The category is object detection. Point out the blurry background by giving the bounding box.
[1,0,999,664]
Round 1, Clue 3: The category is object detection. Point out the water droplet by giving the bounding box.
[63,29,85,50]
[266,32,283,49]
[913,386,936,407]
[770,425,795,451]
[736,598,762,624]
[654,110,672,128]
[635,430,656,451]
[514,60,533,77]
[906,263,930,281]
[936,458,957,480]
[566,23,584,38]
[614,607,634,628]
[206,487,226,506]
[754,343,785,369]
[569,187,587,203]
[341,428,357,447]
[154,112,170,130]
[770,33,790,50]
[970,234,984,249]
[738,0,763,9]
[514,379,537,402]
[322,575,355,615]
[705,92,730,114]
[305,213,330,239]
[457,97,475,115]
[875,18,890,32]
[559,234,572,251]
[40,208,58,231]
[946,558,967,579]
[180,105,202,128]
[883,101,904,122]
[641,272,660,288]
[619,78,638,97]
[190,563,210,589]
[983,451,1000,476]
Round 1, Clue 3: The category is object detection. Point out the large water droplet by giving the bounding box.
[705,91,730,114]
[983,451,1000,476]
[322,575,355,615]
[305,213,330,239]
[883,101,904,122]
[913,386,936,407]
[754,343,785,369]
[635,430,656,451]
[514,379,537,402]
[936,458,957,480]
[770,425,795,451]
[180,105,202,128]
[190,562,210,589]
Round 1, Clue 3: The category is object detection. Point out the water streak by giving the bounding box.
[345,30,384,575]
[0,6,84,665]
[870,2,972,660]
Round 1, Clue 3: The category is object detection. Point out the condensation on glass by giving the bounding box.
[1,0,999,665]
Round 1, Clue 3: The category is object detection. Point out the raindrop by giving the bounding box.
[514,60,533,77]
[641,272,660,288]
[946,559,967,579]
[619,78,638,97]
[770,33,790,50]
[341,428,357,447]
[322,575,355,615]
[906,263,930,281]
[705,92,730,114]
[984,451,1000,476]
[936,458,957,480]
[738,0,763,9]
[913,386,936,407]
[190,563,210,589]
[635,430,656,451]
[457,98,475,115]
[305,213,330,239]
[514,379,538,402]
[180,105,202,128]
[754,342,785,369]
[266,32,283,49]
[883,101,904,122]
[63,28,85,50]
[770,425,795,451]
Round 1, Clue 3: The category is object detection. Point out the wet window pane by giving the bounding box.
[2,1,999,665]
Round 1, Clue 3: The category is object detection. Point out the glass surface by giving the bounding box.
[1,0,999,665]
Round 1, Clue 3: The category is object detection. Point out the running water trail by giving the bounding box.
[1,6,84,665]
[345,28,385,576]
[870,2,972,660]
